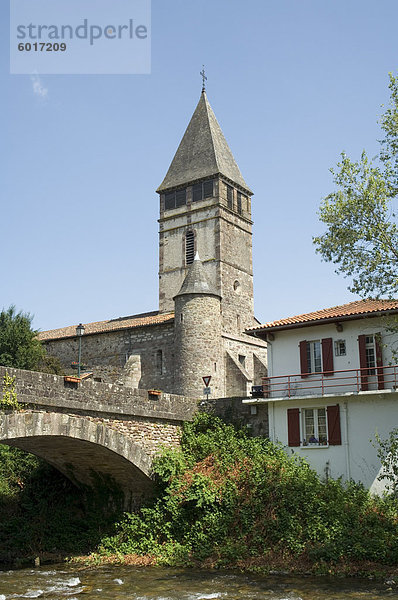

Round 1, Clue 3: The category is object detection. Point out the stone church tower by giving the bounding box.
[40,87,267,399]
[157,89,256,334]
[174,253,224,398]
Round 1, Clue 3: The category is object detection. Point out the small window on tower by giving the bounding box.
[185,230,195,265]
[192,180,214,202]
[156,349,163,375]
[192,183,202,202]
[164,189,187,211]
[203,180,213,198]
[175,189,186,208]
[227,184,233,209]
[165,192,175,210]
[237,192,242,214]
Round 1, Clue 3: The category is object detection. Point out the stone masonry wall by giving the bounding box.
[200,396,269,438]
[44,322,175,390]
[219,211,255,334]
[158,180,220,314]
[223,333,267,396]
[174,294,224,398]
[0,366,198,423]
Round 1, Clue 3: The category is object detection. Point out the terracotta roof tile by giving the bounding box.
[246,299,398,334]
[38,311,174,341]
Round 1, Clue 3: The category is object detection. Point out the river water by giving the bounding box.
[0,564,397,600]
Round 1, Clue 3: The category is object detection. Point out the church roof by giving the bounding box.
[38,311,174,342]
[174,254,221,299]
[157,91,252,194]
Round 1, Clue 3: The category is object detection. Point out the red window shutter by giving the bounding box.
[358,334,368,391]
[375,333,384,390]
[327,404,341,445]
[299,341,308,378]
[287,408,300,446]
[321,338,334,376]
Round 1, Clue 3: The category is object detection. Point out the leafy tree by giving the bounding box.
[0,305,45,370]
[375,428,398,496]
[313,73,398,297]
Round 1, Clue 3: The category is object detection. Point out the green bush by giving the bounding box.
[99,413,398,567]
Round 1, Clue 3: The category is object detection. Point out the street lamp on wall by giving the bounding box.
[76,323,85,377]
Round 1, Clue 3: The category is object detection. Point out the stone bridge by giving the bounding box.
[0,367,199,509]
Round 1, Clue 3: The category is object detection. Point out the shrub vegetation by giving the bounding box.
[98,413,398,571]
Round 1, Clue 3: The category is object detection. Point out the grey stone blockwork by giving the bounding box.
[0,366,198,508]
[45,323,175,390]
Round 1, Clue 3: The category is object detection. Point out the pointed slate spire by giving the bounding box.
[174,253,221,298]
[157,91,252,194]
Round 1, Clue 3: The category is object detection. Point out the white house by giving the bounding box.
[245,299,398,493]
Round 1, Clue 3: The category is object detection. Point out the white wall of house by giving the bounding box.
[264,316,398,401]
[266,391,398,493]
[267,316,397,379]
[246,314,398,491]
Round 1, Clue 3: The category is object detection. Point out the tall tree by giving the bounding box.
[313,73,398,298]
[0,306,45,370]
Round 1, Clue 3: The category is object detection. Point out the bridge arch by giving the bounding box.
[0,410,154,509]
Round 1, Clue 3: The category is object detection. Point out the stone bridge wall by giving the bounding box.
[0,366,201,508]
[0,366,200,456]
[0,366,198,425]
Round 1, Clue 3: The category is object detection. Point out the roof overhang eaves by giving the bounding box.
[245,309,398,338]
[156,173,220,194]
[157,173,253,196]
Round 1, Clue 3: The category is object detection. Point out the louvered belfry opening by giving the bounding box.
[185,230,195,265]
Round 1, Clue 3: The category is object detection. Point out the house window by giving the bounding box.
[185,230,195,265]
[302,408,327,446]
[226,184,233,209]
[306,340,322,373]
[287,404,341,447]
[334,339,346,356]
[365,335,376,375]
[358,333,383,391]
[300,338,334,377]
[192,180,214,202]
[164,188,186,210]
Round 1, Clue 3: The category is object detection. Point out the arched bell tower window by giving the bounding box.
[185,230,195,265]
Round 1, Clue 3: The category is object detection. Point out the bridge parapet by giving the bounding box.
[0,366,198,421]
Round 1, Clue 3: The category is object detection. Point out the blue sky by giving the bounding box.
[1,0,397,332]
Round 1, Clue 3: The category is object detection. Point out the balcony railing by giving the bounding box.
[259,364,398,399]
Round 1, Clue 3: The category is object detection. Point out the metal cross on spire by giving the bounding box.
[200,65,207,92]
